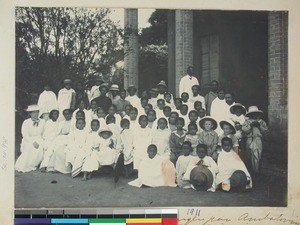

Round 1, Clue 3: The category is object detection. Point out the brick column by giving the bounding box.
[175,10,194,97]
[268,12,288,132]
[124,9,139,90]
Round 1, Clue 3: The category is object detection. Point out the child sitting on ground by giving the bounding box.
[198,116,219,161]
[129,144,176,187]
[215,137,252,192]
[242,106,268,173]
[176,141,194,188]
[183,144,218,192]
[184,123,199,156]
[169,117,187,164]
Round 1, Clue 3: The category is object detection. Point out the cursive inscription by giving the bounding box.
[1,136,7,171]
[239,212,300,225]
[180,209,300,225]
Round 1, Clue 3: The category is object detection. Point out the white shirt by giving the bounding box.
[38,90,58,116]
[179,75,199,97]
[57,88,75,112]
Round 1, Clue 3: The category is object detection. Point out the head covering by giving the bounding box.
[99,83,109,89]
[190,166,213,191]
[110,84,119,91]
[98,124,112,134]
[230,103,246,115]
[25,104,40,112]
[219,120,236,134]
[245,106,263,117]
[157,80,167,87]
[229,170,248,192]
[63,78,72,84]
[150,88,159,93]
[127,85,137,91]
[199,116,218,130]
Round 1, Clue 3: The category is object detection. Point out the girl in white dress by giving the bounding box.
[82,119,100,180]
[15,105,45,172]
[151,117,171,159]
[132,115,152,170]
[39,110,60,172]
[65,118,88,177]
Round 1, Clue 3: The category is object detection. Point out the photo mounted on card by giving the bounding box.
[14,5,287,209]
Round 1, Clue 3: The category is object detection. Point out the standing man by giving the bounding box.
[205,80,219,116]
[57,78,76,120]
[93,83,112,113]
[179,66,199,98]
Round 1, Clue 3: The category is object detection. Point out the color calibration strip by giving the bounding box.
[14,209,177,225]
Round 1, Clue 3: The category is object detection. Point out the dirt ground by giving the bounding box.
[15,169,286,208]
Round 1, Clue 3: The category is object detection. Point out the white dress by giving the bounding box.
[39,120,60,168]
[82,131,102,172]
[125,95,141,109]
[65,129,88,177]
[179,75,199,97]
[132,127,152,170]
[119,129,134,165]
[176,155,193,188]
[15,119,45,172]
[189,94,206,109]
[37,90,58,117]
[46,120,72,173]
[89,85,100,101]
[151,128,171,159]
[57,88,75,119]
[215,149,252,191]
[210,98,228,134]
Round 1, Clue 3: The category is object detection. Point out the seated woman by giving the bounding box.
[129,144,176,188]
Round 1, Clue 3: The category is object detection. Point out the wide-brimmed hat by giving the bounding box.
[63,78,72,84]
[127,85,137,91]
[25,104,40,112]
[157,80,167,87]
[230,103,246,115]
[219,120,236,134]
[98,125,112,134]
[245,106,263,117]
[150,88,159,93]
[190,166,213,191]
[199,116,218,130]
[229,170,248,192]
[110,84,119,91]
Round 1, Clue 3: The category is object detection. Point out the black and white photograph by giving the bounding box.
[14,6,288,208]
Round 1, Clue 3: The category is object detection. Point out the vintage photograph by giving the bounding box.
[14,7,287,207]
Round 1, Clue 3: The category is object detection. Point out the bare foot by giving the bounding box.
[87,173,92,180]
[40,167,47,173]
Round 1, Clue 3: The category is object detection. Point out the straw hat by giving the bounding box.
[157,80,167,87]
[229,170,248,192]
[25,104,40,112]
[219,120,236,134]
[98,124,112,134]
[199,116,218,130]
[230,103,246,115]
[245,106,263,117]
[110,84,119,91]
[190,166,213,191]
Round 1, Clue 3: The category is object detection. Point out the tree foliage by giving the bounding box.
[16,7,123,98]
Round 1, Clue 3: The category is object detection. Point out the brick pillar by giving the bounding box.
[167,10,176,95]
[124,9,139,90]
[268,12,288,133]
[175,10,193,97]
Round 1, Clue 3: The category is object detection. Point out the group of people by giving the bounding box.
[15,66,268,192]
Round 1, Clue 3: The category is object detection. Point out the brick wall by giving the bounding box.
[124,9,139,90]
[268,11,288,133]
[175,10,194,97]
